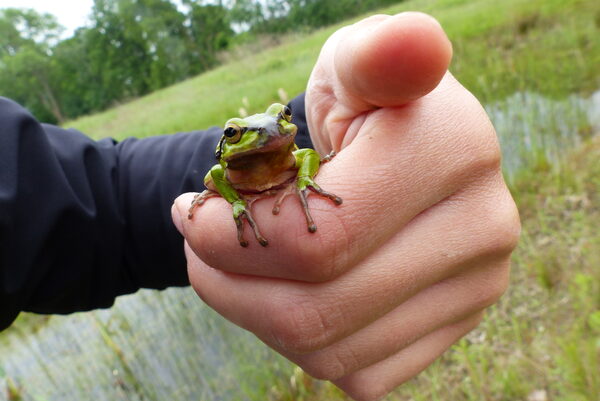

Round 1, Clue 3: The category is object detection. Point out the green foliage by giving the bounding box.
[186,2,234,71]
[0,0,404,124]
[67,0,600,142]
[230,0,405,34]
[0,8,65,122]
[0,1,235,124]
[286,0,401,29]
[0,45,63,123]
[446,0,600,103]
[0,8,63,57]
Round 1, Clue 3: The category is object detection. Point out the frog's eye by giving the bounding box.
[224,125,242,143]
[281,106,292,122]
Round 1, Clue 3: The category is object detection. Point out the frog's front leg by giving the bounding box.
[293,149,343,233]
[208,164,268,247]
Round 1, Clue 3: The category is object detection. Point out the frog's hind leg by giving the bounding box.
[188,190,219,219]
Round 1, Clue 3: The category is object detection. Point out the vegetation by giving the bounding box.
[65,0,600,141]
[393,137,600,401]
[1,0,599,400]
[0,0,402,124]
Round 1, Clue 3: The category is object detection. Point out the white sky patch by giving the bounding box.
[0,0,94,38]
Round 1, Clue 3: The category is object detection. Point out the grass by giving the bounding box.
[388,138,600,401]
[65,0,600,140]
[2,0,599,400]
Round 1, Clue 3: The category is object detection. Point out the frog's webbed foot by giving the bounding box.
[234,208,268,247]
[188,190,219,219]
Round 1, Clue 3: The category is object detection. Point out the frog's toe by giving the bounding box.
[320,150,337,163]
[298,188,317,233]
[240,210,269,247]
[272,184,295,215]
[310,186,343,205]
[188,190,220,219]
[188,204,198,219]
[234,216,249,247]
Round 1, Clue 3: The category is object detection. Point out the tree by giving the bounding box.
[184,1,234,71]
[0,8,65,123]
[0,8,63,58]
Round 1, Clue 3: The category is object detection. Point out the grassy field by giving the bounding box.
[66,0,600,140]
[2,0,599,400]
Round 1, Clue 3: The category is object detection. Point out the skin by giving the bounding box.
[172,11,520,401]
[187,103,342,247]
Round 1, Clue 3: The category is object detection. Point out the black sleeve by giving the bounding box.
[0,94,310,331]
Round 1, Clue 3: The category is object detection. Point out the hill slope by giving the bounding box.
[67,0,599,141]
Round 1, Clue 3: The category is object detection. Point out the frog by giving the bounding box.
[187,103,342,247]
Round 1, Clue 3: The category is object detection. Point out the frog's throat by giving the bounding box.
[223,133,295,163]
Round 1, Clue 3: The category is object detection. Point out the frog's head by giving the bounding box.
[217,103,297,163]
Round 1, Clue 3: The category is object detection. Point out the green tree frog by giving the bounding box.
[187,103,342,247]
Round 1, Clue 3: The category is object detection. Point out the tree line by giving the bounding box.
[0,0,402,124]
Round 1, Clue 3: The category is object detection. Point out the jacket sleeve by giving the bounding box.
[0,94,310,331]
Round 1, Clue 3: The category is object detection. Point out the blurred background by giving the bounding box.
[1,0,598,400]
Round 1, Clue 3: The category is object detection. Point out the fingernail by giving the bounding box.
[171,203,183,234]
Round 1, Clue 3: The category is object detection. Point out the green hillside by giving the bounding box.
[67,0,599,140]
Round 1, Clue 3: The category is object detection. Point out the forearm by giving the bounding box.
[0,94,309,331]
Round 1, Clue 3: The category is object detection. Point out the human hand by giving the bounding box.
[172,12,520,401]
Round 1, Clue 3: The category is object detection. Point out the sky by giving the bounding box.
[0,0,198,38]
[0,0,94,37]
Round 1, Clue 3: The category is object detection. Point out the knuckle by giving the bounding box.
[344,380,390,401]
[461,117,502,177]
[472,259,511,309]
[299,353,346,381]
[291,213,350,282]
[477,190,521,258]
[299,344,361,381]
[291,243,337,282]
[443,89,503,180]
[268,296,334,354]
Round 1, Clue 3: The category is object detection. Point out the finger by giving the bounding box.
[333,312,484,401]
[306,13,452,153]
[186,179,518,354]
[285,258,508,380]
[335,12,453,108]
[176,75,503,282]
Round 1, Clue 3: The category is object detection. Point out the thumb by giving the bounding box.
[335,12,452,108]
